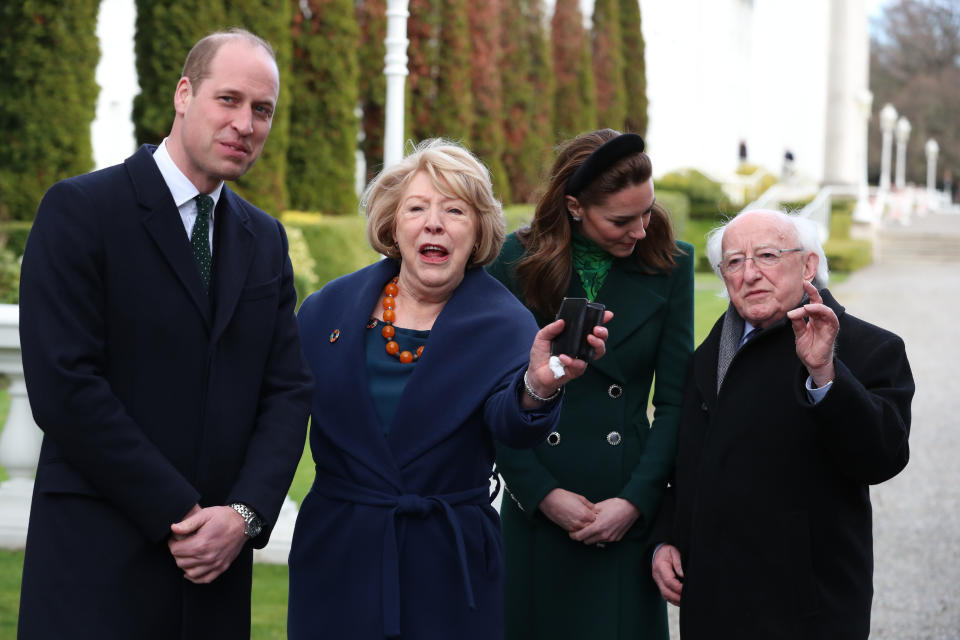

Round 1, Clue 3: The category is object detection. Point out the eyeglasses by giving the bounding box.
[717,247,804,275]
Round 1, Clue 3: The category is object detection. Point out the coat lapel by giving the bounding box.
[585,260,666,383]
[127,146,212,327]
[320,259,405,489]
[209,188,255,344]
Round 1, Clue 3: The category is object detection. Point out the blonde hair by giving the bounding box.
[362,139,505,268]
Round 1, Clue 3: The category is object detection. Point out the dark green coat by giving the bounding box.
[487,233,694,640]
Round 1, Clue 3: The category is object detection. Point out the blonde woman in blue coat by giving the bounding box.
[287,139,611,639]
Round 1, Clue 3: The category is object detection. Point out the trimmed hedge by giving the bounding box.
[657,169,734,220]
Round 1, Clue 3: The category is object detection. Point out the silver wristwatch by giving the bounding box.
[229,503,263,538]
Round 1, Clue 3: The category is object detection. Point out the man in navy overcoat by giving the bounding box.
[17,29,312,639]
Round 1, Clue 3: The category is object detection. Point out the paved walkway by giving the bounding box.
[669,213,960,638]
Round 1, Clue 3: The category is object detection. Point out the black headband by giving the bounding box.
[564,133,646,196]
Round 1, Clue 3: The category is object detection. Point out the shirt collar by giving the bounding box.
[153,139,224,210]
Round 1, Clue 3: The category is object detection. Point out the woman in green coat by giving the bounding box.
[487,129,694,639]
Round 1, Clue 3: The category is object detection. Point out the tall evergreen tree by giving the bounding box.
[620,0,649,135]
[357,0,387,181]
[592,0,626,129]
[406,0,439,143]
[434,0,473,143]
[552,0,596,138]
[501,0,553,203]
[288,0,360,214]
[225,1,292,213]
[0,1,100,221]
[468,0,510,202]
[133,1,225,146]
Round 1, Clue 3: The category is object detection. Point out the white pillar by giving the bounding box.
[894,116,911,190]
[823,0,869,187]
[879,104,897,193]
[852,90,874,224]
[383,0,410,169]
[0,305,44,549]
[925,139,939,196]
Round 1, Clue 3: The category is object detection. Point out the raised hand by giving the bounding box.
[786,280,838,387]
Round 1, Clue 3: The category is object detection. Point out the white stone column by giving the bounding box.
[925,139,939,196]
[383,0,410,169]
[894,116,911,190]
[823,0,869,187]
[852,90,874,224]
[879,104,897,193]
[0,305,43,549]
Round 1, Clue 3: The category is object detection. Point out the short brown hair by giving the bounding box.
[363,139,506,268]
[181,28,276,93]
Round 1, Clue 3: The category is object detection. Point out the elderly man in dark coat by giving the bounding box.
[17,29,312,639]
[651,209,913,639]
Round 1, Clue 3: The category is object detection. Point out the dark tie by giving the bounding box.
[192,194,213,291]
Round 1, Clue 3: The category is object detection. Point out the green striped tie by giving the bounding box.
[192,194,213,291]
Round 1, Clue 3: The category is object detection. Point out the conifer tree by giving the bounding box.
[226,1,292,213]
[133,0,226,146]
[0,1,100,220]
[620,0,649,135]
[501,0,554,203]
[406,0,439,143]
[288,0,360,214]
[357,0,387,181]
[434,0,473,143]
[552,0,596,138]
[468,0,510,202]
[592,0,626,129]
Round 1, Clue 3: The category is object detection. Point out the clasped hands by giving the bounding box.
[538,488,639,548]
[167,504,248,584]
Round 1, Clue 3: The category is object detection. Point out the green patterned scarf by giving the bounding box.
[571,231,614,301]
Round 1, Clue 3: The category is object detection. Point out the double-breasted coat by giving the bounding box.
[17,145,313,639]
[486,233,694,639]
[654,290,913,639]
[287,258,561,640]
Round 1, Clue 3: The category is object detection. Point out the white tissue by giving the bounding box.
[548,355,565,379]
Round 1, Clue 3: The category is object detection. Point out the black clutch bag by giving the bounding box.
[550,297,605,362]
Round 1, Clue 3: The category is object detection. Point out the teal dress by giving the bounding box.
[487,233,694,640]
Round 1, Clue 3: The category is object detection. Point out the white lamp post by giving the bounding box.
[894,116,911,189]
[383,0,410,169]
[852,90,874,224]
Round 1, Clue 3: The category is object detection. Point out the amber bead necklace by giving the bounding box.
[379,277,424,364]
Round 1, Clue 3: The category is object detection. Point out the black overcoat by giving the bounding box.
[656,289,913,639]
[17,145,313,639]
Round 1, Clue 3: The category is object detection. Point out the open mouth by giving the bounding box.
[419,244,449,262]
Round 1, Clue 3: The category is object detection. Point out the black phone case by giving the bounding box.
[550,297,605,362]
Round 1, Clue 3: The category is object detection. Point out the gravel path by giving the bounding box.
[668,214,960,638]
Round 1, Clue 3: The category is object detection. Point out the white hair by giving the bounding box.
[705,209,829,287]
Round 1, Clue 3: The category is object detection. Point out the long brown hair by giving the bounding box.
[516,129,680,317]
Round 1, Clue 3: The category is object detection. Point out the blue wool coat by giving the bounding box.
[288,259,561,639]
